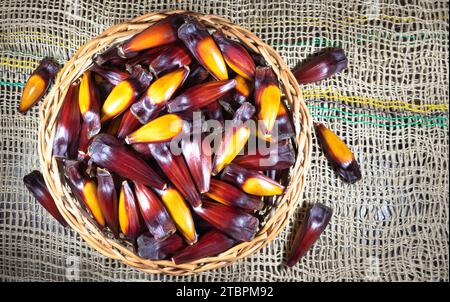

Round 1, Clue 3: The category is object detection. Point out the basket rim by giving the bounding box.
[37,10,313,276]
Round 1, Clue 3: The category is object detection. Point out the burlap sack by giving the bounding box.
[0,0,448,281]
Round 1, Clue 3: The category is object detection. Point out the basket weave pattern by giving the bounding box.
[37,11,312,275]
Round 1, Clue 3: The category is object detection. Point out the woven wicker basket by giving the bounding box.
[37,10,312,275]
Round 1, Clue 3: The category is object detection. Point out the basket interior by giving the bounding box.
[38,11,312,275]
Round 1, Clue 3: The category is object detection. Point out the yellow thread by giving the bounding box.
[0,34,68,48]
[0,30,61,39]
[1,57,38,66]
[0,57,37,69]
[303,88,449,113]
[342,15,446,23]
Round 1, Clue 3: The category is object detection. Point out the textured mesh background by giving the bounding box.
[0,0,448,281]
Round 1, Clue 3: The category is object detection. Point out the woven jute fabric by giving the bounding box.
[0,0,448,281]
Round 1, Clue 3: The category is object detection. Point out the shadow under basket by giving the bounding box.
[38,10,312,275]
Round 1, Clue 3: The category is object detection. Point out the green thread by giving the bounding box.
[311,113,448,128]
[273,38,343,48]
[1,80,447,128]
[307,105,449,122]
[0,81,25,87]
